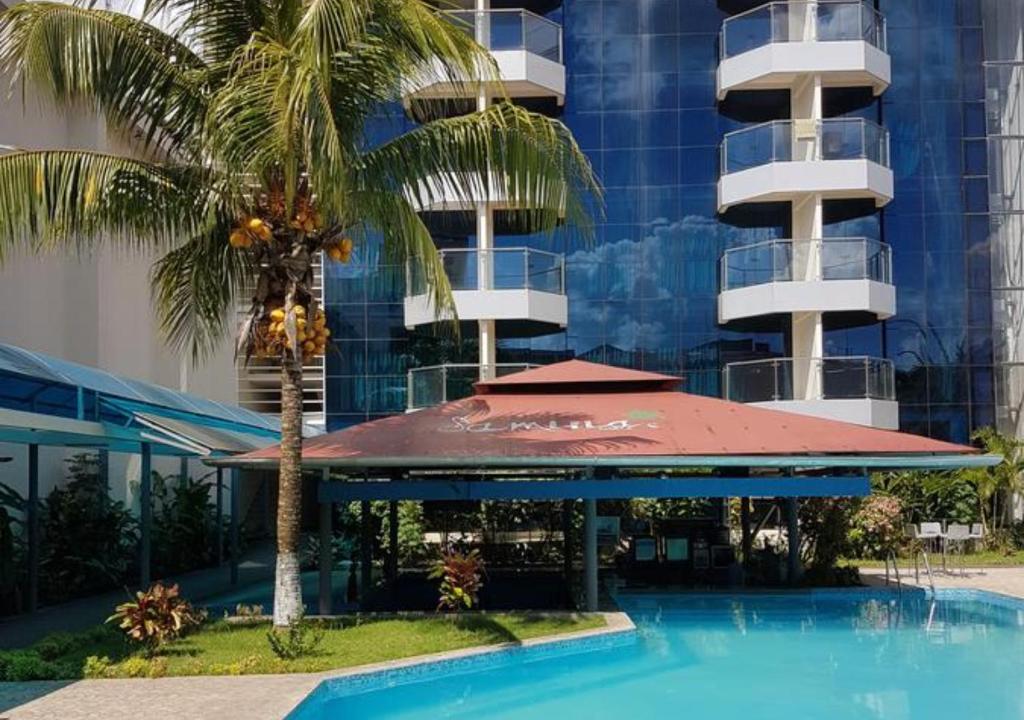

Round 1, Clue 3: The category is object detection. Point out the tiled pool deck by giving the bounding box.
[3,570,1024,720]
[0,613,634,720]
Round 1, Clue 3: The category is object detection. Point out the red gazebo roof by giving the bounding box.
[225,360,983,470]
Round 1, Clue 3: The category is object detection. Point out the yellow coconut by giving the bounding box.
[270,308,285,322]
[229,230,249,248]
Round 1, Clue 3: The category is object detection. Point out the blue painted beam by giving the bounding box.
[317,475,870,502]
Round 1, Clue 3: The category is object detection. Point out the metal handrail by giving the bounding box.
[884,550,902,595]
[720,118,890,174]
[407,363,539,409]
[914,548,936,595]
[720,237,893,290]
[720,0,887,59]
[406,247,566,297]
[445,8,563,63]
[723,356,896,403]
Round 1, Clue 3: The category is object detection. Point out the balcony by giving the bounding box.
[718,118,893,210]
[718,0,890,99]
[723,356,898,428]
[407,363,537,410]
[403,9,565,104]
[719,237,895,322]
[410,171,567,215]
[404,247,567,335]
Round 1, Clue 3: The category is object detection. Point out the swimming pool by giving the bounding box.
[287,589,1024,719]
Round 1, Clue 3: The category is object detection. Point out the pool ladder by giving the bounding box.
[885,549,936,595]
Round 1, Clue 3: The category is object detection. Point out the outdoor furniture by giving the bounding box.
[917,521,946,571]
[945,523,971,576]
[969,523,985,547]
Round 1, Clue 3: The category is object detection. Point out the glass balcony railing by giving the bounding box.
[721,237,892,291]
[407,363,538,410]
[446,9,562,63]
[721,0,886,59]
[720,118,890,175]
[724,356,896,403]
[407,247,565,297]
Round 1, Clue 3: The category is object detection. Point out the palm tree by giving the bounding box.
[0,0,598,626]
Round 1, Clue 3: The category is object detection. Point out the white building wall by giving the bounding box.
[0,71,236,510]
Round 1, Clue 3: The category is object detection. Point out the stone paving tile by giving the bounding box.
[0,612,633,720]
[860,566,1024,599]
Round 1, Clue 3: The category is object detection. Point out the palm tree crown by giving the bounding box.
[0,0,599,625]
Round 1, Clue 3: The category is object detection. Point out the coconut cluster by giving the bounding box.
[254,304,330,358]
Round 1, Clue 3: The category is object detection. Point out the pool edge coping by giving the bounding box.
[281,612,635,716]
[306,610,635,682]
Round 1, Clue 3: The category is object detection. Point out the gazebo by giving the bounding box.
[0,342,285,611]
[211,360,997,612]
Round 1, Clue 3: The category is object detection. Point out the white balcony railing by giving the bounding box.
[721,118,890,175]
[724,356,895,403]
[407,363,538,410]
[406,247,565,297]
[721,0,886,59]
[721,237,892,290]
[446,9,562,63]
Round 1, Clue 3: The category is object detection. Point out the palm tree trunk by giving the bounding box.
[273,342,305,626]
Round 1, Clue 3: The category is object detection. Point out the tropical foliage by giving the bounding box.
[150,471,224,577]
[107,582,203,652]
[0,0,597,625]
[39,454,137,603]
[266,611,324,660]
[846,495,904,560]
[430,547,484,612]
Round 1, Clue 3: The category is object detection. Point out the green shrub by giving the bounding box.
[83,655,113,679]
[3,651,60,681]
[266,614,324,660]
[34,632,77,661]
[848,495,905,560]
[118,657,152,678]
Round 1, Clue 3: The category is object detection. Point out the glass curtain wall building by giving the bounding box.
[322,0,1007,444]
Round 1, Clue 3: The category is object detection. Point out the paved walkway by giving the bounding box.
[860,565,1024,599]
[0,614,633,720]
[0,544,275,650]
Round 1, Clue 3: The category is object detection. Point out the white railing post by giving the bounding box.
[523,248,530,290]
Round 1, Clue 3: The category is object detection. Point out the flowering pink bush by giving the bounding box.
[848,495,904,560]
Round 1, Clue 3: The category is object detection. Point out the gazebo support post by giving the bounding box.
[740,497,752,572]
[230,468,240,585]
[785,496,802,585]
[26,444,39,613]
[360,499,372,606]
[318,489,333,615]
[583,498,598,612]
[215,468,224,566]
[561,500,574,593]
[387,501,399,582]
[139,442,152,589]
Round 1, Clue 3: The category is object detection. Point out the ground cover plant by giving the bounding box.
[0,613,604,680]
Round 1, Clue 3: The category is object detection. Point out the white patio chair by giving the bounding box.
[945,523,971,576]
[918,522,945,570]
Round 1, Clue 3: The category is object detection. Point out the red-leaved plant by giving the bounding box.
[108,582,202,653]
[429,548,484,612]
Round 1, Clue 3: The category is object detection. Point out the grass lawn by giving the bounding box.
[0,613,606,681]
[843,550,1024,568]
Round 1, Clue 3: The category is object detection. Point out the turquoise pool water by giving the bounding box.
[288,591,1024,719]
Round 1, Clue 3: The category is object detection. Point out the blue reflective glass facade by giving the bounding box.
[324,0,993,444]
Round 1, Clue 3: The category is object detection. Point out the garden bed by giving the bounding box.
[0,613,606,681]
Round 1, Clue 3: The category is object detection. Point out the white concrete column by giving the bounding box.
[583,498,598,611]
[475,1,496,383]
[791,69,825,401]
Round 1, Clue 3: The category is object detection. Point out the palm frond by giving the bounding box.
[0,2,207,154]
[352,190,456,323]
[359,102,602,235]
[142,0,269,66]
[0,150,216,259]
[150,218,252,361]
